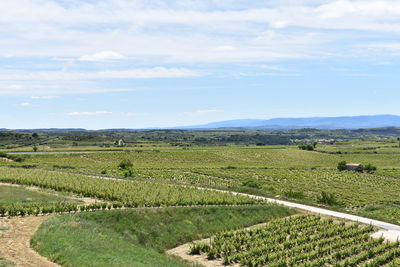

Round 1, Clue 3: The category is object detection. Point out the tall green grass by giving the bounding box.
[32,205,293,267]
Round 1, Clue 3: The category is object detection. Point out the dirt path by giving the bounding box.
[0,216,59,267]
[167,222,269,267]
[167,239,226,267]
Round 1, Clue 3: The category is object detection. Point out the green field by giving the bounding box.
[3,142,400,223]
[2,139,400,266]
[0,184,81,206]
[31,206,292,267]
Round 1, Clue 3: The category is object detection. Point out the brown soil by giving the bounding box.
[166,222,268,267]
[0,216,59,267]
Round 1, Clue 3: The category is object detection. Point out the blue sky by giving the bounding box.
[1,0,400,129]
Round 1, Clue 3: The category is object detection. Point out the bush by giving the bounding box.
[0,152,7,158]
[364,163,377,173]
[283,190,305,199]
[317,191,338,206]
[241,180,261,189]
[9,156,24,162]
[124,169,135,178]
[337,161,347,171]
[118,159,133,170]
[298,145,314,151]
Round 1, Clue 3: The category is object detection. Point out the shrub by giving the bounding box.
[317,191,338,206]
[118,159,133,170]
[364,163,377,173]
[283,190,305,199]
[298,145,314,151]
[242,180,261,189]
[0,152,7,158]
[9,156,24,162]
[124,169,135,178]
[337,161,347,171]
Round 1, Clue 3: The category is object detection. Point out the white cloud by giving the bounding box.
[20,102,32,107]
[2,0,400,64]
[214,46,237,52]
[79,51,124,61]
[0,81,147,96]
[67,111,113,116]
[31,95,58,99]
[0,67,201,81]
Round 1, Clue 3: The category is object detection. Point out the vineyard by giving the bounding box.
[2,141,400,266]
[0,167,260,217]
[3,144,400,224]
[190,214,400,266]
[192,168,400,207]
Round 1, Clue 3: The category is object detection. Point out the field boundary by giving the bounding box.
[194,187,400,232]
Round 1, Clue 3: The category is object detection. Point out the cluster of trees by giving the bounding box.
[337,161,377,173]
[118,159,135,177]
[298,144,315,151]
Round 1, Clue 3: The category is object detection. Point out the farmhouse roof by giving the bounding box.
[346,163,361,167]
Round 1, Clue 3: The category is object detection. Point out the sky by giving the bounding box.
[1,0,400,129]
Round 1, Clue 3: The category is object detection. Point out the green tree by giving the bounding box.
[337,161,347,171]
[118,159,133,170]
[33,145,38,152]
[363,163,377,174]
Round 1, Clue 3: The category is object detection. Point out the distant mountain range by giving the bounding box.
[3,115,400,132]
[177,115,400,130]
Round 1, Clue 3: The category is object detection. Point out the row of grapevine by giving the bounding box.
[0,167,261,210]
[190,214,400,266]
[0,202,120,217]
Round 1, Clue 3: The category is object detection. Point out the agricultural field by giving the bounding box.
[31,206,292,266]
[0,184,81,206]
[3,142,400,222]
[2,139,400,266]
[189,214,400,266]
[0,167,260,217]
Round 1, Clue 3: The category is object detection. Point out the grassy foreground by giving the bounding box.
[31,205,293,267]
[0,184,80,206]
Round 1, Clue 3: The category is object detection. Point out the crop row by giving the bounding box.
[0,167,261,208]
[193,168,400,207]
[0,202,118,217]
[190,214,400,266]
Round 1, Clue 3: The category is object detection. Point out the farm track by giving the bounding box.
[29,169,400,232]
[0,216,59,267]
[199,188,400,233]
